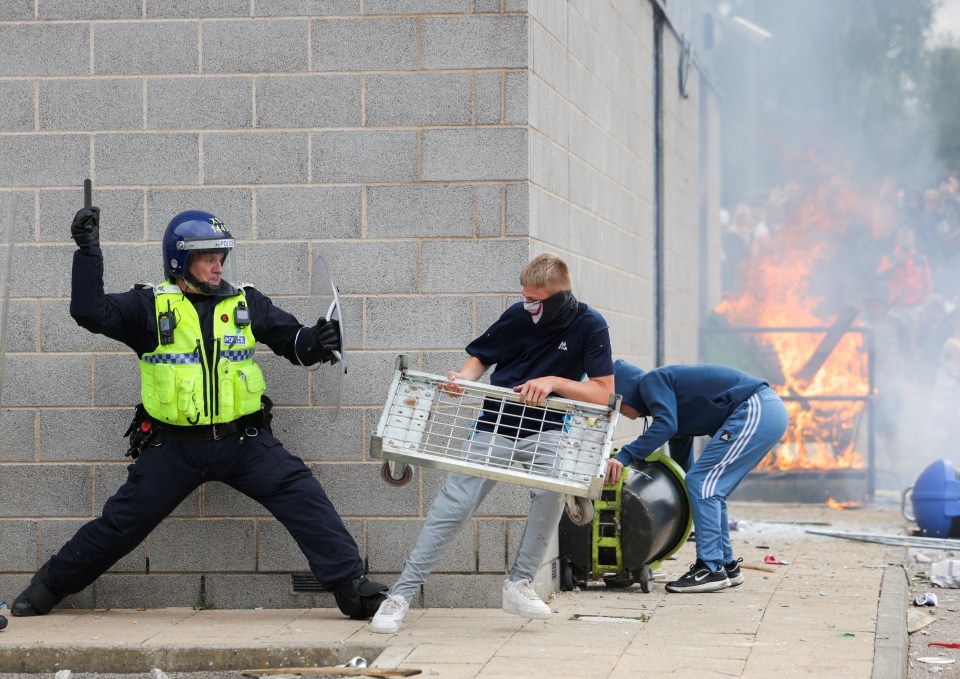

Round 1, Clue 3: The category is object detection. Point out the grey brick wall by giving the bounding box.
[0,0,718,610]
[528,0,657,369]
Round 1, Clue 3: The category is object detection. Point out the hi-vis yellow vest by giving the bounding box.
[140,284,265,426]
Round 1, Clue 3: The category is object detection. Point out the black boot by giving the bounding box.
[333,576,388,620]
[12,561,63,617]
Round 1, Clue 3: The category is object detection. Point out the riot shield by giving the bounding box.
[310,253,347,422]
[0,193,16,403]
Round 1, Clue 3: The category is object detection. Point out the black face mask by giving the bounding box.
[526,290,579,331]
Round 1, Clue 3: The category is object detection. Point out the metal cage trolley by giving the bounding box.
[370,355,622,525]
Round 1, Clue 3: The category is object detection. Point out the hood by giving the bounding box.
[613,359,646,413]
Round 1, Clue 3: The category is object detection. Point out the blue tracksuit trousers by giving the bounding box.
[684,387,788,570]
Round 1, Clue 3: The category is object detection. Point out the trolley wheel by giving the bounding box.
[560,559,575,591]
[381,461,413,486]
[602,573,635,589]
[565,497,594,526]
[637,564,653,593]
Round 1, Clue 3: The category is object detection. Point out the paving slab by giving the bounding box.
[0,502,914,679]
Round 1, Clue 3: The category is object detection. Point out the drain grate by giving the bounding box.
[291,573,326,593]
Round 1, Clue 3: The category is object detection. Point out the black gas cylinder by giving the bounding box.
[559,452,690,587]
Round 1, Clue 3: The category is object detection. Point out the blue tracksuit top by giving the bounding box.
[614,361,769,466]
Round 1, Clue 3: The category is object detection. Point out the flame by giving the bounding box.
[826,497,862,510]
[716,159,883,471]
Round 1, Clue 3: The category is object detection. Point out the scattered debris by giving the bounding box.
[917,657,956,664]
[806,528,960,550]
[571,613,649,623]
[915,593,940,606]
[764,555,790,565]
[241,668,421,678]
[911,549,946,564]
[0,615,6,631]
[740,563,777,573]
[150,668,170,679]
[929,642,960,649]
[337,658,367,669]
[908,609,938,633]
[932,559,960,588]
[54,671,72,679]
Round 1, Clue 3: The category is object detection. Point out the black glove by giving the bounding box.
[71,206,100,249]
[315,317,341,363]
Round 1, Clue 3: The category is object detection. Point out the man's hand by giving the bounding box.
[70,207,100,249]
[315,317,341,363]
[513,376,557,406]
[439,371,465,397]
[604,458,624,486]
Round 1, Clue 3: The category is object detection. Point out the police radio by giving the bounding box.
[159,301,176,345]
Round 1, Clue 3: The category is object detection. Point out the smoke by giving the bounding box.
[711,0,940,201]
[705,0,960,491]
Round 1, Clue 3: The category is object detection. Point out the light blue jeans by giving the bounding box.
[389,430,566,602]
[684,387,789,571]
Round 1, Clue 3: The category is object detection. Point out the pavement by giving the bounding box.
[0,501,929,678]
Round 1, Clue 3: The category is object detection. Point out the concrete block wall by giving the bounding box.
[526,0,657,365]
[524,1,714,442]
[0,0,719,610]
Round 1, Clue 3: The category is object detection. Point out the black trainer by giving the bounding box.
[665,559,731,593]
[724,557,744,587]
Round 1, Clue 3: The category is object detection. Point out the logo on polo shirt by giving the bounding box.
[558,341,568,351]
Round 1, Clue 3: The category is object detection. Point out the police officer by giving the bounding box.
[12,207,386,619]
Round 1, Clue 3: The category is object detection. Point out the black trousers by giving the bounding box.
[46,427,364,595]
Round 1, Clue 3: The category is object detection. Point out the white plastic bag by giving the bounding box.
[930,559,960,588]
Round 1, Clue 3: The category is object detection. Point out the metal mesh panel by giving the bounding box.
[371,358,621,500]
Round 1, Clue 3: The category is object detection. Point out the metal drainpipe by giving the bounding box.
[698,71,710,361]
[653,10,665,367]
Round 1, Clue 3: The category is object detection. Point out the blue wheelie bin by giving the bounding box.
[910,459,960,538]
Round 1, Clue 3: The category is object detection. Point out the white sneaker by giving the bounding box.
[369,594,409,634]
[502,579,551,618]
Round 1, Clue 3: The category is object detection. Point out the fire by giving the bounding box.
[715,160,882,471]
[826,497,862,510]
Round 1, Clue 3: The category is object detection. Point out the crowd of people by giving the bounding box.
[720,172,960,488]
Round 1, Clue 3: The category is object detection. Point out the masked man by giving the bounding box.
[369,253,615,633]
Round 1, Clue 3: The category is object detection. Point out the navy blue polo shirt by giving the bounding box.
[466,302,613,438]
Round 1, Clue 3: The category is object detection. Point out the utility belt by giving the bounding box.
[124,396,273,458]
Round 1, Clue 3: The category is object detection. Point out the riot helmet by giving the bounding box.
[162,210,238,296]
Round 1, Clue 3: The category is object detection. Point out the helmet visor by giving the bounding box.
[181,240,240,296]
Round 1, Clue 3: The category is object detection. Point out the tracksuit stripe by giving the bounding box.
[702,393,761,499]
